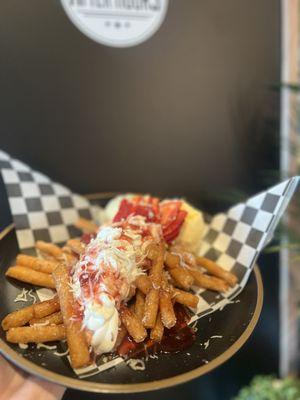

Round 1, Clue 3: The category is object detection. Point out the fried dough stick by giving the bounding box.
[61,246,78,265]
[2,297,60,330]
[159,290,176,329]
[142,288,160,329]
[165,252,194,290]
[6,325,66,343]
[150,313,164,342]
[6,266,55,288]
[167,251,229,292]
[36,241,76,266]
[16,254,58,274]
[66,239,85,255]
[165,252,181,269]
[36,241,64,260]
[135,274,199,309]
[120,307,147,343]
[134,290,145,321]
[74,218,98,234]
[167,267,194,290]
[135,275,152,295]
[172,288,199,309]
[196,257,238,287]
[143,243,165,329]
[53,264,90,369]
[149,242,165,289]
[171,248,238,288]
[189,269,229,292]
[30,311,63,326]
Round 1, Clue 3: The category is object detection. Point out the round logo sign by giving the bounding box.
[61,0,169,48]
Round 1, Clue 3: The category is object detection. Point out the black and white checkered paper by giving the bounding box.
[0,150,93,253]
[0,149,299,376]
[192,177,299,319]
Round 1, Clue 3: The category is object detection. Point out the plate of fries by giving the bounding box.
[0,194,263,393]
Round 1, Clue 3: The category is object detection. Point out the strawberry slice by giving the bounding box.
[160,201,187,243]
[113,196,160,223]
[164,226,183,243]
[159,200,181,226]
[163,209,187,236]
[113,199,134,222]
[163,210,187,243]
[113,197,187,242]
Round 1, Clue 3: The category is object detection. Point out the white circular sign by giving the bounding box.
[61,0,169,48]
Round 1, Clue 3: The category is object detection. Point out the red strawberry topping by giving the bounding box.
[113,196,187,243]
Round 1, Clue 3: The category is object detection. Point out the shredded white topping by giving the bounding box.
[53,349,69,357]
[71,216,160,355]
[219,299,240,311]
[14,288,29,303]
[28,289,37,304]
[191,320,198,330]
[36,343,57,350]
[126,359,146,371]
[18,343,28,349]
[72,221,149,304]
[203,335,222,349]
[149,354,159,359]
[170,251,189,269]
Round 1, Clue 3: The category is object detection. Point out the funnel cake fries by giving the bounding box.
[2,297,60,331]
[2,195,237,369]
[53,263,91,369]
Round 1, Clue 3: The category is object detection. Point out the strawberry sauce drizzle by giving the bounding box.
[81,233,96,245]
[117,304,196,358]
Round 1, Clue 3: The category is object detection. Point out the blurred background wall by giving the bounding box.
[280,0,300,378]
[0,1,281,399]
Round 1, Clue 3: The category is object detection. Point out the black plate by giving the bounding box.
[0,199,263,393]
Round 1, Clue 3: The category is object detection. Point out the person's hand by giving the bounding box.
[0,355,65,400]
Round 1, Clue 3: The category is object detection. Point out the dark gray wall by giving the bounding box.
[0,0,279,201]
[0,1,280,399]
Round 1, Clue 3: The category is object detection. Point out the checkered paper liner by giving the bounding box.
[0,151,94,251]
[0,149,299,377]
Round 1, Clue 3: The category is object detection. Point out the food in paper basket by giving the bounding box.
[2,195,237,369]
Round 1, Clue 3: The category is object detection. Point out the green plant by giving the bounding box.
[233,376,300,400]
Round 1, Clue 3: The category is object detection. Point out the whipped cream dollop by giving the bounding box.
[71,216,159,355]
[84,293,119,354]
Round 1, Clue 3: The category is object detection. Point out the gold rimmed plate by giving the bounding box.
[0,195,263,393]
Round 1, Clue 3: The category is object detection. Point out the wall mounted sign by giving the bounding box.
[61,0,169,48]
